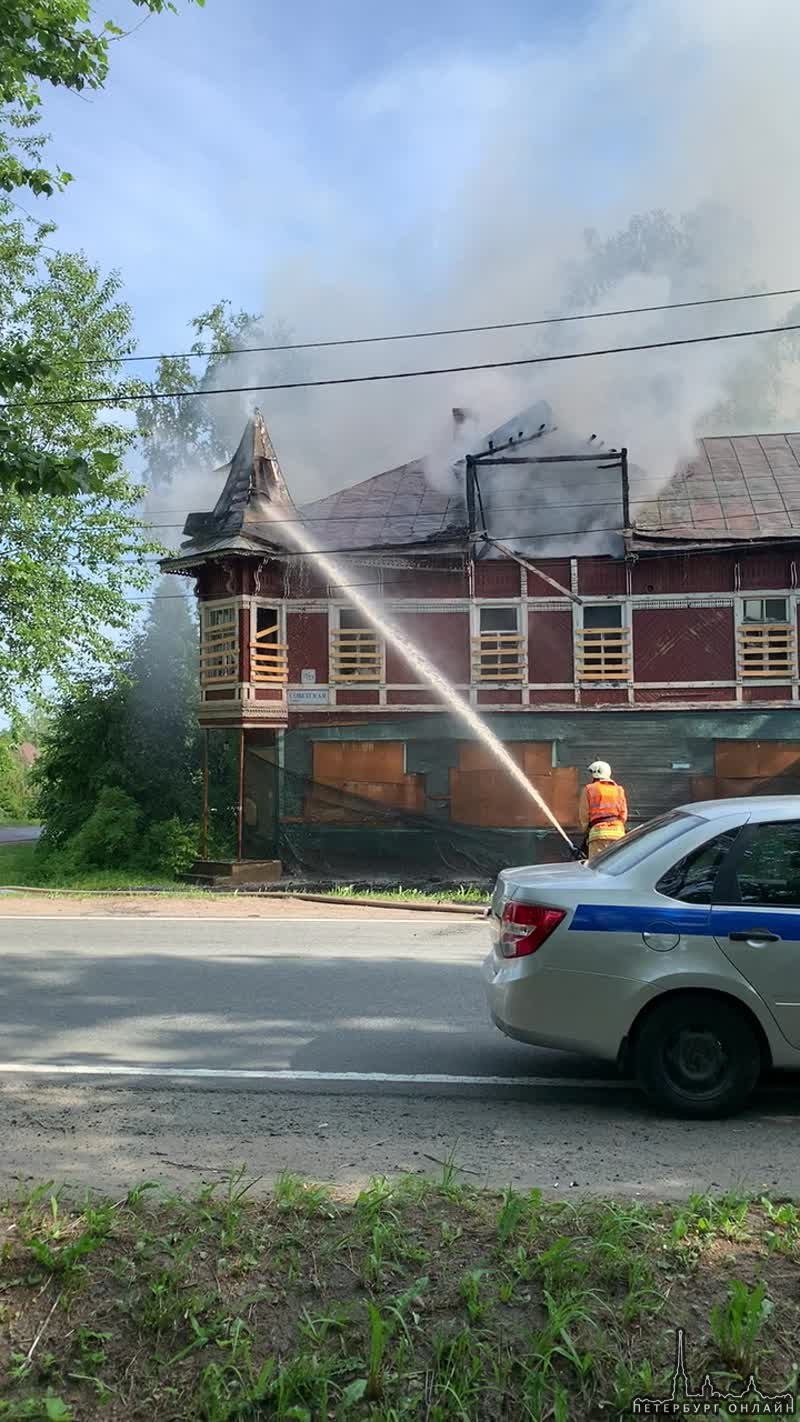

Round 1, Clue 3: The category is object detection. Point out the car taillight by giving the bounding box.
[499,902,566,958]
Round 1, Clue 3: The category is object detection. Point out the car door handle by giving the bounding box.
[728,929,781,943]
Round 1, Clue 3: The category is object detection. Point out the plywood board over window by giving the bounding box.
[448,742,577,829]
[715,741,800,779]
[306,740,424,822]
[313,741,406,784]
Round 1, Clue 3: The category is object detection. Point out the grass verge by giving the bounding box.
[324,884,490,906]
[0,843,184,894]
[1,1173,799,1419]
[0,846,490,904]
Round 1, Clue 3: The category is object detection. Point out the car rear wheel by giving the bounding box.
[633,995,761,1118]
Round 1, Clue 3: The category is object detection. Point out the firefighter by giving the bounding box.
[579,760,628,860]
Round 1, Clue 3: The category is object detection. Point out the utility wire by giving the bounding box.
[82,284,800,366]
[7,320,800,410]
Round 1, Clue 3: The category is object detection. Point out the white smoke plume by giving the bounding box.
[147,0,800,541]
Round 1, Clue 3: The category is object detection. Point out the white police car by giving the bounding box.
[484,797,800,1116]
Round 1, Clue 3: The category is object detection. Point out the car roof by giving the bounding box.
[680,795,800,821]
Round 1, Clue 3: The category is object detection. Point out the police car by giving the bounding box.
[484,796,800,1117]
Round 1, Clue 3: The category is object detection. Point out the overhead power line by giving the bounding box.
[85,284,800,366]
[8,320,800,410]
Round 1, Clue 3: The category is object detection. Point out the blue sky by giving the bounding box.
[29,0,800,503]
[38,0,604,355]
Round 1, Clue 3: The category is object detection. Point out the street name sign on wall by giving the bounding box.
[287,688,330,706]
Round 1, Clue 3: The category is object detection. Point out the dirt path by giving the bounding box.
[0,892,461,919]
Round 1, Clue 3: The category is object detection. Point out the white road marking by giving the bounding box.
[0,1061,627,1088]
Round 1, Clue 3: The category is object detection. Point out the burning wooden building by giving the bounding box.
[162,408,800,877]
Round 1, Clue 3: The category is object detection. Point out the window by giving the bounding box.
[589,811,703,875]
[330,608,382,682]
[656,829,742,903]
[717,821,800,908]
[583,605,623,630]
[577,604,630,682]
[743,598,788,622]
[474,606,525,681]
[738,598,794,678]
[200,604,238,685]
[250,605,287,685]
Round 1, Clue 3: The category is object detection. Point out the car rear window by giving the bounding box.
[589,811,704,877]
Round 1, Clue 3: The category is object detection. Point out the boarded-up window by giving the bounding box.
[331,610,382,682]
[577,605,630,682]
[738,598,795,678]
[305,741,423,822]
[448,741,578,828]
[473,607,525,681]
[200,604,238,686]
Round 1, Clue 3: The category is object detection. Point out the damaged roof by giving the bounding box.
[299,459,467,552]
[174,411,296,559]
[165,410,800,575]
[631,434,800,547]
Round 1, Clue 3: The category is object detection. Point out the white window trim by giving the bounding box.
[329,603,385,692]
[734,594,798,683]
[574,599,631,688]
[199,598,240,692]
[470,602,527,688]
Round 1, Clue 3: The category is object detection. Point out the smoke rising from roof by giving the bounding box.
[149,0,800,545]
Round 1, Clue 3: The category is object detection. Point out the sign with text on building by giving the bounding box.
[301,668,317,685]
[287,687,329,706]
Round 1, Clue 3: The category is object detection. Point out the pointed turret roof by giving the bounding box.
[173,409,297,560]
[210,409,294,533]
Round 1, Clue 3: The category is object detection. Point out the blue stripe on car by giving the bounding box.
[569,904,711,934]
[570,904,800,937]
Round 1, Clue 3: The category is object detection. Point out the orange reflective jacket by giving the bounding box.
[583,779,628,835]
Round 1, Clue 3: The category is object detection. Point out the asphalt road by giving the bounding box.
[0,914,597,1080]
[2,913,800,1199]
[0,824,40,844]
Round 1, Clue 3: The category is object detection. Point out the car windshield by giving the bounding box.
[588,811,704,877]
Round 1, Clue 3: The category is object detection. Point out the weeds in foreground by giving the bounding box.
[710,1279,773,1375]
[272,1172,334,1218]
[1,1181,797,1420]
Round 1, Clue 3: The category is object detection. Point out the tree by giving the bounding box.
[0,201,155,711]
[135,300,303,488]
[562,205,800,433]
[35,583,202,872]
[0,733,34,820]
[0,1,203,200]
[0,0,203,496]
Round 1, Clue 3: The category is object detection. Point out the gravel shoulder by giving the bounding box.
[0,892,462,919]
[0,1078,796,1201]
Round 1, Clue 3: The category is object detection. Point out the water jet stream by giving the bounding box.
[271,511,574,848]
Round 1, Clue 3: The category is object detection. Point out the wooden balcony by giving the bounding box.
[200,622,238,686]
[472,632,526,682]
[250,623,288,685]
[330,628,382,682]
[576,627,631,682]
[737,623,796,678]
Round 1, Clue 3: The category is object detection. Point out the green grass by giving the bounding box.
[325,882,490,905]
[1,1176,799,1420]
[0,844,490,902]
[0,842,187,893]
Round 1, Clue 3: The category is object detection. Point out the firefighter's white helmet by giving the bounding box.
[588,760,612,780]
